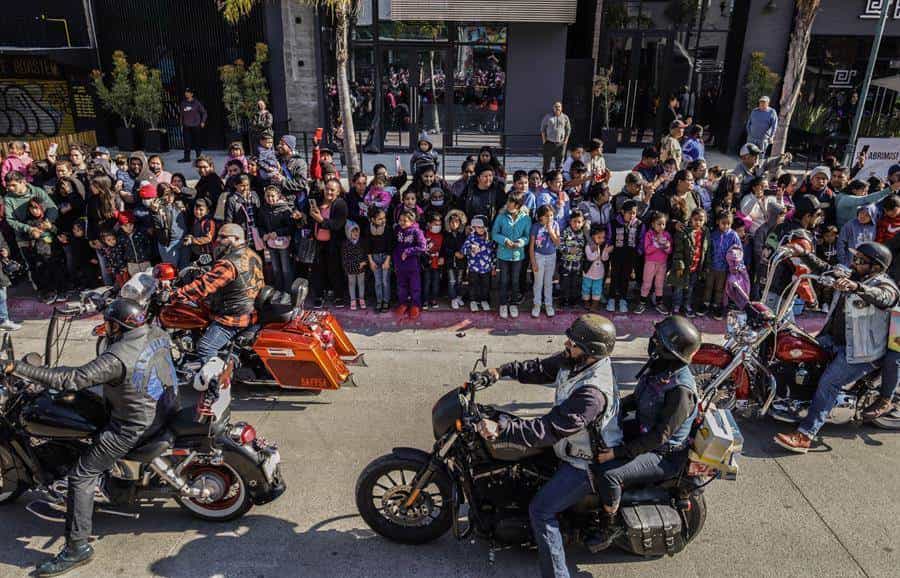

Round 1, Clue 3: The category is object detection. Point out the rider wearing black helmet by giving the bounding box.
[3,298,177,576]
[476,314,622,578]
[589,315,701,551]
[775,240,899,452]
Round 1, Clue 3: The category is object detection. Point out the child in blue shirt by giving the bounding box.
[701,210,741,319]
[461,215,495,312]
[529,204,561,318]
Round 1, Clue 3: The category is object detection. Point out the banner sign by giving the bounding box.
[855,138,900,181]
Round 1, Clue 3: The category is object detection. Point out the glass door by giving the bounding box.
[411,49,447,150]
[381,47,412,149]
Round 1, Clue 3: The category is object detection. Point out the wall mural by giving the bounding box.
[0,79,74,138]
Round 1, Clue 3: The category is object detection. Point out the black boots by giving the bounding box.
[583,511,617,554]
[36,543,94,577]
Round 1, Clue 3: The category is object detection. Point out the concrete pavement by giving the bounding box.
[0,320,897,578]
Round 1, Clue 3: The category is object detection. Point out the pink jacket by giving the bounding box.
[1,154,31,183]
[642,229,672,263]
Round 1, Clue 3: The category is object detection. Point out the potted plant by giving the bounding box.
[133,64,168,152]
[789,102,829,154]
[91,50,139,150]
[219,60,246,147]
[592,68,618,153]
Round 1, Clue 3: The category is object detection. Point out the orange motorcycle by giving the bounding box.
[92,262,360,391]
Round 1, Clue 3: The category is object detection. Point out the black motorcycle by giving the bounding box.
[0,321,285,522]
[356,347,734,558]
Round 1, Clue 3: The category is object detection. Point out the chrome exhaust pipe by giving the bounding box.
[150,457,212,500]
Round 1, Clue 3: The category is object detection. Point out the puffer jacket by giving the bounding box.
[837,204,877,266]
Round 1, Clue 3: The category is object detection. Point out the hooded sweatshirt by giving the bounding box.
[409,135,439,175]
[119,151,152,205]
[52,175,86,235]
[838,204,878,266]
[442,209,468,270]
[341,222,366,275]
[393,222,427,273]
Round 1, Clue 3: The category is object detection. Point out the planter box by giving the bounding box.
[143,130,169,153]
[115,127,139,152]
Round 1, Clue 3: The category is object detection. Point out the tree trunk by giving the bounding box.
[335,6,360,175]
[428,51,441,134]
[770,0,820,157]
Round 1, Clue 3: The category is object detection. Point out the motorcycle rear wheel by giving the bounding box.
[872,395,900,430]
[175,462,253,521]
[355,453,452,544]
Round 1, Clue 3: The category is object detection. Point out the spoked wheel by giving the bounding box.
[872,394,900,430]
[175,462,252,521]
[355,453,452,544]
[0,444,26,505]
[690,364,736,410]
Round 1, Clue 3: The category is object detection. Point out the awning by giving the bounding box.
[871,75,900,93]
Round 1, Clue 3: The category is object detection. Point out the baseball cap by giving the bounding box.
[740,143,761,157]
[92,146,110,157]
[758,95,770,103]
[793,194,821,217]
[810,165,832,180]
[670,120,687,130]
[139,183,157,199]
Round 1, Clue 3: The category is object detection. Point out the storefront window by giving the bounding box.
[453,25,507,138]
[352,0,374,40]
[456,24,507,44]
[378,20,447,41]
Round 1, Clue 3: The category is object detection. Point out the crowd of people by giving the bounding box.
[1,97,899,328]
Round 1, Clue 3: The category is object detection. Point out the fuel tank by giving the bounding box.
[21,389,107,439]
[160,301,210,331]
[774,328,830,364]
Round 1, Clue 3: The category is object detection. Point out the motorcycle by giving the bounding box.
[0,324,285,522]
[689,248,900,430]
[90,257,360,391]
[355,347,740,560]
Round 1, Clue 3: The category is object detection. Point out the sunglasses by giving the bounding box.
[852,255,871,266]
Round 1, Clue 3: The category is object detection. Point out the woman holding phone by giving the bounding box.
[308,178,348,308]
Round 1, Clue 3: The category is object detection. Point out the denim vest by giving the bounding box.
[634,365,698,450]
[553,357,624,470]
[827,272,899,363]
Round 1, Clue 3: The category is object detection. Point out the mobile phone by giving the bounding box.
[48,143,58,155]
[859,145,870,158]
[309,198,318,211]
[395,155,402,174]
[314,127,324,142]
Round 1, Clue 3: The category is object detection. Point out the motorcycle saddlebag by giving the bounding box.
[619,504,685,557]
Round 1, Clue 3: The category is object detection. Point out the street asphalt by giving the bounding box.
[0,319,897,578]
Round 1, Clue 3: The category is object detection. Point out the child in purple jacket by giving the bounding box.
[393,208,427,319]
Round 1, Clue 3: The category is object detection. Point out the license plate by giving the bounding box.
[262,450,280,482]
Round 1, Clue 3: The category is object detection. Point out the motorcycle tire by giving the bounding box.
[689,364,737,410]
[871,396,900,430]
[355,452,452,545]
[614,492,707,556]
[174,461,253,522]
[0,443,27,505]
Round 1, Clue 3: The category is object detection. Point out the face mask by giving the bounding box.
[430,225,442,234]
[350,237,359,245]
[431,199,444,207]
[142,199,154,207]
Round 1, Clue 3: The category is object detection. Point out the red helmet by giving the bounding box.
[153,263,177,281]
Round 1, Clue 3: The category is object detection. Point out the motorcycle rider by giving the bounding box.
[591,316,701,550]
[171,223,264,362]
[3,298,177,576]
[775,241,900,453]
[475,314,622,578]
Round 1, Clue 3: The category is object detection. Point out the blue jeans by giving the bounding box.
[596,451,685,511]
[371,254,390,303]
[880,349,900,399]
[269,247,295,292]
[529,463,591,578]
[0,286,9,322]
[498,259,522,306]
[422,268,441,304]
[799,335,879,437]
[671,272,698,311]
[196,322,241,363]
[447,268,463,301]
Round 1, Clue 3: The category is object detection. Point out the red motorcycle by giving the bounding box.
[689,249,900,431]
[91,261,359,391]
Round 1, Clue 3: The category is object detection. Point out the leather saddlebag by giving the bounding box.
[619,504,685,557]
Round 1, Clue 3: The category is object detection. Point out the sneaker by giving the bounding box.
[712,307,724,321]
[633,301,646,315]
[334,298,345,309]
[0,320,21,331]
[470,301,480,312]
[606,299,616,313]
[655,302,669,315]
[359,300,367,310]
[545,305,555,317]
[480,301,491,311]
[36,543,94,578]
[396,304,409,316]
[42,292,58,305]
[685,306,696,318]
[618,299,628,313]
[421,302,431,311]
[451,298,461,310]
[509,304,519,318]
[862,396,894,421]
[350,300,358,311]
[696,304,708,317]
[532,305,541,318]
[409,305,421,320]
[499,305,509,319]
[773,431,812,454]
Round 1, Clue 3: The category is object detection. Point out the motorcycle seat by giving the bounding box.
[234,325,260,347]
[166,406,211,437]
[125,429,174,462]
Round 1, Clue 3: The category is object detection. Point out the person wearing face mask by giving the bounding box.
[172,223,264,363]
[474,314,622,578]
[424,185,450,218]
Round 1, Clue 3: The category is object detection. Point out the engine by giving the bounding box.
[470,462,544,545]
[770,360,824,400]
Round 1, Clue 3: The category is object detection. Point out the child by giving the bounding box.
[96,228,127,287]
[409,135,439,176]
[561,143,585,182]
[587,138,609,184]
[393,190,423,225]
[582,224,611,311]
[731,219,753,274]
[838,204,877,266]
[366,207,393,313]
[364,174,394,215]
[752,202,786,296]
[220,141,248,179]
[701,210,741,320]
[668,208,708,316]
[68,219,100,289]
[558,209,586,308]
[422,212,445,309]
[606,199,644,313]
[529,204,561,318]
[462,216,494,312]
[0,233,21,330]
[25,198,65,303]
[636,211,672,314]
[116,211,154,276]
[491,192,531,318]
[151,183,188,268]
[815,225,840,313]
[257,134,279,182]
[258,185,295,292]
[393,209,427,319]
[342,221,368,311]
[724,244,751,310]
[443,209,468,310]
[184,198,216,259]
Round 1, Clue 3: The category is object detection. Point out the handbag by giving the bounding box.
[240,204,265,251]
[294,233,317,265]
[266,235,291,250]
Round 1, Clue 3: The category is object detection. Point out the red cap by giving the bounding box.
[139,183,157,199]
[117,211,135,225]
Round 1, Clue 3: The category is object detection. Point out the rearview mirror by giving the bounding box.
[291,278,309,309]
[22,352,42,366]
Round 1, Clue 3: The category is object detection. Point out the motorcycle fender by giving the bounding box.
[391,447,451,479]
[693,344,751,399]
[216,436,286,506]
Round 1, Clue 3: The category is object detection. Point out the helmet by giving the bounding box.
[218,223,245,242]
[850,241,892,271]
[153,262,177,281]
[103,298,147,331]
[652,316,701,364]
[565,314,617,358]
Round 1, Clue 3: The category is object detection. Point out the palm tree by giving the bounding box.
[219,0,361,175]
[770,0,821,157]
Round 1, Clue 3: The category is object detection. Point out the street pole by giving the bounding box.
[844,0,892,166]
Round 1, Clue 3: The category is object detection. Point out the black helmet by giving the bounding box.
[850,241,892,271]
[652,316,701,364]
[566,314,617,358]
[103,298,147,331]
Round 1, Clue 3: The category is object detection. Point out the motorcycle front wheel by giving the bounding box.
[0,443,26,505]
[689,364,736,410]
[355,453,452,544]
[872,395,900,430]
[175,462,253,521]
